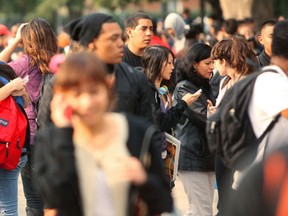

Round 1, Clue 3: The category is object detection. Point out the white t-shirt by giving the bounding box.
[248,65,288,159]
[249,65,288,138]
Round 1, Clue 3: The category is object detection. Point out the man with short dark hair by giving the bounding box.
[123,12,153,67]
[65,13,152,118]
[39,13,153,127]
[257,20,277,67]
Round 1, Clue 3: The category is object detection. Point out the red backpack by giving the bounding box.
[0,96,28,170]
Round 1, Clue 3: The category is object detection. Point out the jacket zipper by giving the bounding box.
[0,141,9,157]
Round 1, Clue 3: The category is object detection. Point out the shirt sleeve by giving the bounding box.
[253,72,288,117]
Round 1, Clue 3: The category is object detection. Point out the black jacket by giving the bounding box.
[147,82,188,132]
[37,62,152,128]
[257,50,270,68]
[173,79,215,171]
[33,115,172,216]
[114,62,152,120]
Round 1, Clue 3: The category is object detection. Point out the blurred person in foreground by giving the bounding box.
[34,51,173,216]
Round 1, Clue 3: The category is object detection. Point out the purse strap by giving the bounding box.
[139,125,157,166]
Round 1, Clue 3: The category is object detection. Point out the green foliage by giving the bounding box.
[0,0,83,23]
[94,0,166,11]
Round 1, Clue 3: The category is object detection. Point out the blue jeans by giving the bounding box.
[21,146,44,216]
[0,155,28,216]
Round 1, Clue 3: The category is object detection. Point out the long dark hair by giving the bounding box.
[176,42,212,84]
[142,45,175,84]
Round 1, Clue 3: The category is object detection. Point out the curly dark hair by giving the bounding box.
[211,36,257,76]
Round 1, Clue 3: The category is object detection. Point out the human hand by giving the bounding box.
[14,23,28,43]
[207,100,216,116]
[181,91,201,106]
[11,88,26,97]
[44,208,57,216]
[9,77,25,91]
[50,93,72,128]
[112,157,147,186]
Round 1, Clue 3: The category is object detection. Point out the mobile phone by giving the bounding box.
[64,106,73,121]
[195,89,202,94]
[23,75,29,84]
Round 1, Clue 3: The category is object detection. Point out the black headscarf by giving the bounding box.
[64,13,114,47]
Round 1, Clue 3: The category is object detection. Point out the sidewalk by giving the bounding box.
[18,176,218,215]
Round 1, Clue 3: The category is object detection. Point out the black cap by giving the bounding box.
[64,13,114,47]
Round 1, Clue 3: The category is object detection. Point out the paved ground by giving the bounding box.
[18,176,218,216]
[18,177,26,216]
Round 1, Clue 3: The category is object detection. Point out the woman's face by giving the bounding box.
[64,82,110,125]
[194,57,214,79]
[213,59,227,76]
[160,53,174,81]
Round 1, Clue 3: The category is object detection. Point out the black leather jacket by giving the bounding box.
[173,79,215,171]
[147,82,188,132]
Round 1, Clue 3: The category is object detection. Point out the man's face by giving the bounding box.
[126,19,153,50]
[258,25,274,57]
[90,22,124,64]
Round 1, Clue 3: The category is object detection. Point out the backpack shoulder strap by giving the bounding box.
[258,114,281,145]
[256,67,281,143]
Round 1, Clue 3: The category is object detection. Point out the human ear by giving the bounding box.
[126,27,133,39]
[219,59,226,66]
[88,40,97,51]
[258,35,264,45]
[193,62,198,70]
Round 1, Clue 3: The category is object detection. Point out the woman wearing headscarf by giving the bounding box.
[164,13,186,56]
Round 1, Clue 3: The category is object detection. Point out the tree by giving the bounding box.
[206,0,223,20]
[0,0,84,30]
[94,0,166,11]
[219,0,275,28]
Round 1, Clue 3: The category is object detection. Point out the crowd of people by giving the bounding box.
[0,7,287,216]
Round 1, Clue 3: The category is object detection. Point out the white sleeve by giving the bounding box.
[253,72,288,116]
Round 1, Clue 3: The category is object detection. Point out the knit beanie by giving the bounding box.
[64,13,114,47]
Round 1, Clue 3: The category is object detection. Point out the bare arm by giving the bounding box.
[11,88,30,108]
[0,23,27,62]
[0,77,25,100]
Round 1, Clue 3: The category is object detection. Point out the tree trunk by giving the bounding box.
[252,0,274,29]
[206,0,223,20]
[219,0,274,29]
[220,0,254,19]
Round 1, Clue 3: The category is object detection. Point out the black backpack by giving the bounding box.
[206,68,280,170]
